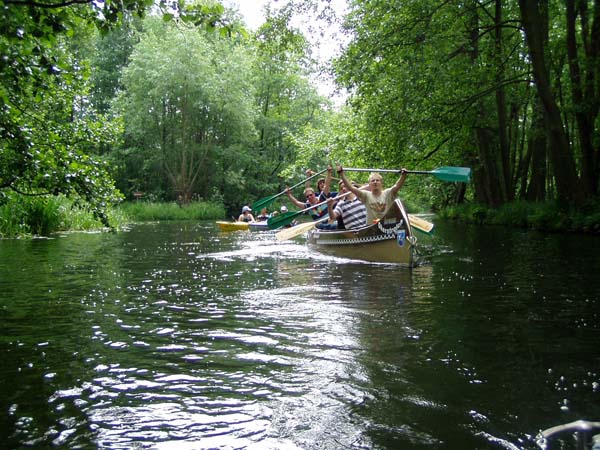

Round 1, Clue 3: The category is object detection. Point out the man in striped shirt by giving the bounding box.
[326,179,367,229]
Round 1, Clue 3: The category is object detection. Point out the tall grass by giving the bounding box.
[0,194,227,238]
[0,194,113,237]
[116,201,225,221]
[0,195,225,238]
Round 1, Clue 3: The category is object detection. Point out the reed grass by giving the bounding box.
[0,194,108,237]
[116,201,225,221]
[0,194,224,238]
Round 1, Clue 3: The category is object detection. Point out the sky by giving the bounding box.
[223,0,349,105]
[223,0,271,31]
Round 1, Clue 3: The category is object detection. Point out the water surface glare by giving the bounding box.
[1,221,599,449]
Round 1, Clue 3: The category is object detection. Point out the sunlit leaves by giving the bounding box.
[115,17,257,204]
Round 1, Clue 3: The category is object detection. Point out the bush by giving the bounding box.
[439,198,600,234]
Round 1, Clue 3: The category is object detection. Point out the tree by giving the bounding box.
[0,0,137,225]
[0,0,240,225]
[518,0,581,206]
[334,0,599,209]
[250,7,329,195]
[115,18,257,205]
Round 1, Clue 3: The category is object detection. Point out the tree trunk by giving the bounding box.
[475,126,504,207]
[518,0,581,206]
[566,0,599,197]
[495,0,513,201]
[468,1,504,207]
[525,100,548,201]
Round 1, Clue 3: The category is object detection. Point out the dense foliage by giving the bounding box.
[1,0,599,236]
[333,0,600,210]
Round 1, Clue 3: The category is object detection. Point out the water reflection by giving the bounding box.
[0,221,599,449]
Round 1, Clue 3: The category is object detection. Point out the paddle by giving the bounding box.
[276,212,434,241]
[343,166,472,183]
[276,216,329,241]
[408,214,435,235]
[251,168,328,212]
[267,191,351,230]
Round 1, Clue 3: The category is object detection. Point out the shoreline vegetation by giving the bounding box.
[1,195,599,238]
[0,196,225,238]
[440,198,600,234]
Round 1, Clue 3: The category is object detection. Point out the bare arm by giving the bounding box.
[390,169,408,197]
[286,187,306,209]
[337,165,362,198]
[323,165,333,197]
[326,197,339,220]
[304,169,315,189]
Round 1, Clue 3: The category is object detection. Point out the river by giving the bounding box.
[0,221,598,449]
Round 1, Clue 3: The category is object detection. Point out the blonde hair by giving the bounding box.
[303,187,315,196]
[368,172,383,182]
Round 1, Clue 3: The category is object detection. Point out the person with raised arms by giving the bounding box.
[336,165,408,225]
[304,165,337,201]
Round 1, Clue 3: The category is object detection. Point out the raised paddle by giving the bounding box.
[251,168,328,212]
[267,191,352,230]
[343,166,472,183]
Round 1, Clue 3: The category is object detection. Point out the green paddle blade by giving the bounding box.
[267,211,301,230]
[431,166,471,183]
[251,195,277,212]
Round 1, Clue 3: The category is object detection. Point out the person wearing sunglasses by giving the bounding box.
[304,165,337,200]
[284,186,328,221]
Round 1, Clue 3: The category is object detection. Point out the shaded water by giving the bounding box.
[0,221,599,449]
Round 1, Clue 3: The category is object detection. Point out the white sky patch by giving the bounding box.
[224,0,272,31]
[225,0,349,106]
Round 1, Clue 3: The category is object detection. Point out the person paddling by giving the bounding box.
[337,165,408,225]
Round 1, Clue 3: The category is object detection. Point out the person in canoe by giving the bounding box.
[285,187,328,223]
[337,165,408,225]
[237,205,255,223]
[255,207,269,222]
[304,165,337,201]
[277,205,297,227]
[326,179,367,230]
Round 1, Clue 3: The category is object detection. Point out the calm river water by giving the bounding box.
[0,221,599,449]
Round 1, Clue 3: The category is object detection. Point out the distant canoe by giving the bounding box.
[248,221,269,231]
[216,221,249,231]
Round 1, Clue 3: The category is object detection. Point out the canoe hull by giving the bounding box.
[307,199,416,266]
[216,221,249,231]
[248,221,269,231]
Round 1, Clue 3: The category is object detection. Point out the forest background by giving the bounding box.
[1,0,600,237]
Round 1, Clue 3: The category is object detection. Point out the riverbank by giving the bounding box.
[439,198,600,234]
[0,195,225,238]
[3,194,599,238]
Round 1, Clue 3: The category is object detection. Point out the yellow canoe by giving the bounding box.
[216,221,249,231]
